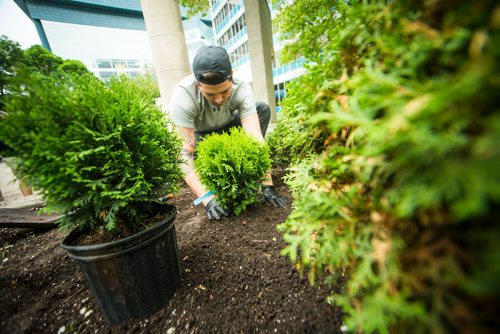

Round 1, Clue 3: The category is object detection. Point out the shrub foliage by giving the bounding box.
[272,0,499,332]
[195,127,271,215]
[0,70,183,234]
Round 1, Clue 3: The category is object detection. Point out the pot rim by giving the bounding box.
[61,204,177,254]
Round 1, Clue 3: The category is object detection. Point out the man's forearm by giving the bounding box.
[183,170,214,206]
[263,171,273,186]
[180,146,214,206]
[181,149,215,206]
[177,126,215,206]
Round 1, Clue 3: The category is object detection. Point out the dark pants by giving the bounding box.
[195,101,271,143]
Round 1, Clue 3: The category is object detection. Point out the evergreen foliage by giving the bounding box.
[0,36,25,103]
[195,128,271,216]
[130,72,161,98]
[0,70,183,234]
[57,59,90,75]
[272,0,499,332]
[0,36,91,106]
[179,0,210,17]
[23,44,64,75]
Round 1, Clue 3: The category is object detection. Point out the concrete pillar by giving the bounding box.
[243,0,276,123]
[140,0,191,112]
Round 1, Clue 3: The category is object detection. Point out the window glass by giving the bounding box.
[96,60,111,68]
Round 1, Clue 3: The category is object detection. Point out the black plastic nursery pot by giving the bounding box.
[61,204,181,325]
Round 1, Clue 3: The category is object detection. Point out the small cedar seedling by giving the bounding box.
[195,127,271,216]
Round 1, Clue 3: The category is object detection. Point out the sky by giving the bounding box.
[0,0,41,48]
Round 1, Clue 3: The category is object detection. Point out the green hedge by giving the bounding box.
[272,0,499,332]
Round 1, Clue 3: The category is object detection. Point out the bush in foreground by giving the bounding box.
[273,0,500,332]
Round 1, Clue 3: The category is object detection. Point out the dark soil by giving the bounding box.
[0,173,344,333]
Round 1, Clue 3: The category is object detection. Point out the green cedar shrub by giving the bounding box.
[273,0,500,332]
[0,69,183,234]
[195,127,271,216]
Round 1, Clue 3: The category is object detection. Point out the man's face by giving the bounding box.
[197,79,233,107]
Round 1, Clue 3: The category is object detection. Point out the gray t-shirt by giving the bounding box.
[170,74,257,132]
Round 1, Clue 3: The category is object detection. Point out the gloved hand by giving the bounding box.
[205,198,230,220]
[262,185,288,207]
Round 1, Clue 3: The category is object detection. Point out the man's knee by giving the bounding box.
[256,102,271,136]
[256,102,270,121]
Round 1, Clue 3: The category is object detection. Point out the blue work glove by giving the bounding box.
[262,185,288,207]
[205,198,230,220]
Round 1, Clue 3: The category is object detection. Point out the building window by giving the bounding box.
[96,60,112,68]
[126,60,140,69]
[229,41,248,63]
[95,58,143,81]
[214,0,241,32]
[99,71,114,80]
[217,15,246,47]
[274,81,290,105]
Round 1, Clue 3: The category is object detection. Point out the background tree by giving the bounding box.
[179,0,210,16]
[0,36,25,107]
[24,44,63,75]
[57,59,90,75]
[1,38,87,106]
[131,71,161,98]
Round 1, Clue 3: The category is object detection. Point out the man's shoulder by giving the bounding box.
[177,74,197,90]
[231,76,246,88]
[172,75,199,105]
[230,77,252,99]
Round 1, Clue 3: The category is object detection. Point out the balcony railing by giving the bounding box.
[211,0,224,14]
[272,57,306,77]
[223,26,247,50]
[215,2,243,34]
[232,53,250,69]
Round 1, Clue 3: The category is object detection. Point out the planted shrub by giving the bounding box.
[0,69,183,234]
[273,0,500,333]
[195,127,271,215]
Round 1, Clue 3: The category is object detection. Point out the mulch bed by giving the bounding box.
[0,173,344,333]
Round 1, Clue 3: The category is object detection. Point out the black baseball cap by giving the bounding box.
[193,46,232,85]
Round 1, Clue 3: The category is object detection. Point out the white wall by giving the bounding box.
[42,20,153,74]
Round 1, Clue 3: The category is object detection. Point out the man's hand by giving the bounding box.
[205,198,230,220]
[262,185,288,207]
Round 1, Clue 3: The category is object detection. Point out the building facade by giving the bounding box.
[209,0,305,107]
[13,0,213,81]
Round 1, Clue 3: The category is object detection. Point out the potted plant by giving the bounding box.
[0,68,184,324]
[195,128,271,216]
